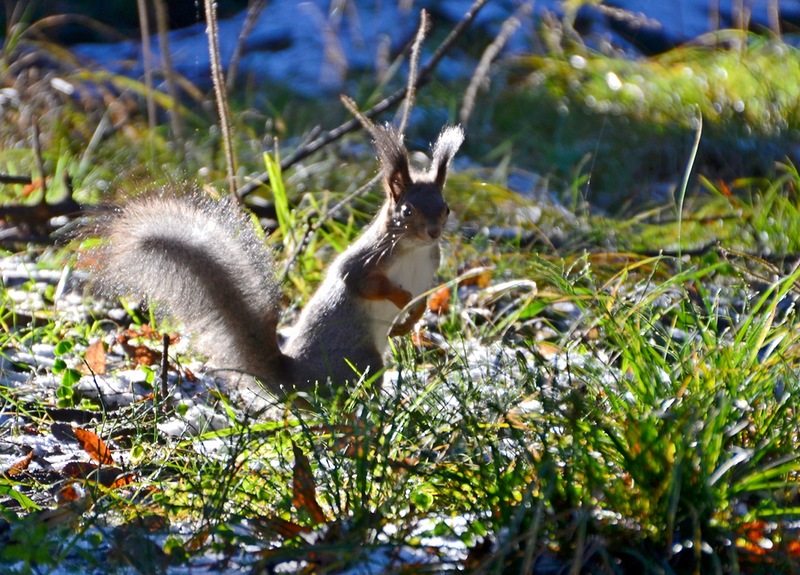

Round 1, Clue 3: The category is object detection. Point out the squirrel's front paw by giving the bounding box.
[361,272,412,309]
[389,299,426,336]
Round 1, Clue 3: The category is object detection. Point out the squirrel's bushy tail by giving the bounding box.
[91,193,285,384]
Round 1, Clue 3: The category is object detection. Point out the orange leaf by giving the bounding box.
[84,339,107,375]
[788,539,800,558]
[22,178,44,197]
[458,262,492,288]
[110,472,137,489]
[292,442,327,526]
[56,482,85,502]
[131,345,160,366]
[5,451,33,476]
[185,528,210,552]
[255,516,309,539]
[62,461,99,479]
[61,461,125,487]
[427,286,450,314]
[73,427,115,465]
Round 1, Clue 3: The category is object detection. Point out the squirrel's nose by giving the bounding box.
[427,226,442,240]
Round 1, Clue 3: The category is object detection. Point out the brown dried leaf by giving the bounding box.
[254,516,309,539]
[458,262,492,288]
[61,461,125,487]
[292,442,327,526]
[61,461,99,479]
[55,482,85,503]
[73,427,115,465]
[427,286,450,314]
[109,472,137,489]
[5,450,33,476]
[131,345,160,367]
[84,339,107,375]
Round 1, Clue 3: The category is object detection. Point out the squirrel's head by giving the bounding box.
[373,124,464,244]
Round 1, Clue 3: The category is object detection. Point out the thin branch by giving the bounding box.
[204,0,239,200]
[397,9,429,136]
[238,0,489,199]
[227,0,268,90]
[160,333,170,404]
[0,174,32,185]
[460,4,530,125]
[135,0,157,133]
[340,94,377,136]
[153,0,186,158]
[31,118,47,200]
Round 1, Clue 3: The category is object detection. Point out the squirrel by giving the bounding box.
[89,124,464,402]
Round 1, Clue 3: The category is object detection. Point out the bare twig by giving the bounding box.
[340,95,377,136]
[238,0,489,198]
[0,174,33,185]
[227,0,268,90]
[153,0,186,157]
[204,0,239,200]
[160,333,170,402]
[31,118,47,200]
[134,0,157,133]
[398,9,429,135]
[460,4,530,125]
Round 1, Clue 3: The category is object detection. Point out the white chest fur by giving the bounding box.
[365,243,439,352]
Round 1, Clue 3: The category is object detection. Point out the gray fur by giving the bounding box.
[93,192,286,385]
[90,126,464,403]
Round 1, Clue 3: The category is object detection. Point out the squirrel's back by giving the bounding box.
[91,193,287,386]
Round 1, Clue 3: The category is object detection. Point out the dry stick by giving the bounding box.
[31,118,47,200]
[204,0,240,201]
[340,95,377,136]
[0,174,32,185]
[718,244,800,295]
[134,0,157,133]
[227,0,268,90]
[152,0,186,158]
[237,0,489,198]
[768,0,780,37]
[397,9,430,136]
[460,4,530,125]
[160,333,170,403]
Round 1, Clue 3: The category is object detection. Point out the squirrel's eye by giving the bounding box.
[401,204,414,218]
[444,204,451,216]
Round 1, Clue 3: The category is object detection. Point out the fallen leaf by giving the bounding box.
[61,461,125,487]
[61,461,99,479]
[73,427,115,466]
[458,262,492,288]
[21,178,44,197]
[55,482,86,503]
[84,339,107,375]
[5,451,33,476]
[110,472,137,489]
[427,286,450,314]
[292,442,327,526]
[254,516,309,539]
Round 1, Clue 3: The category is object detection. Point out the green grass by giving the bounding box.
[4,6,800,574]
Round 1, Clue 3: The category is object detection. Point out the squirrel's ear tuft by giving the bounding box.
[431,126,464,187]
[374,123,412,201]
